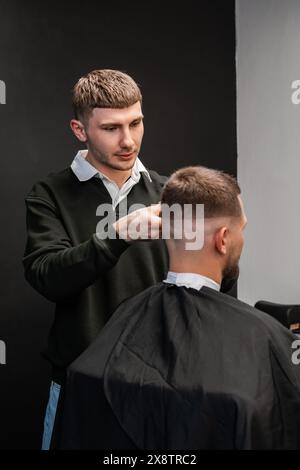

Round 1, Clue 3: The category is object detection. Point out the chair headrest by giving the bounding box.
[254,300,300,333]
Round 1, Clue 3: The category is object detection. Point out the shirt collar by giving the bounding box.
[163,271,220,292]
[70,149,152,183]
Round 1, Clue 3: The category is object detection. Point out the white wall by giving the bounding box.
[236,0,300,305]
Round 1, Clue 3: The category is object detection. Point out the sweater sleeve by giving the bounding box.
[23,195,129,302]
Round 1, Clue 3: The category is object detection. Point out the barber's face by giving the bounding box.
[73,101,144,173]
[222,196,247,282]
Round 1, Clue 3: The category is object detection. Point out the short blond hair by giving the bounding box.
[72,69,142,122]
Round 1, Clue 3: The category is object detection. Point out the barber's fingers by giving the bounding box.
[149,202,162,217]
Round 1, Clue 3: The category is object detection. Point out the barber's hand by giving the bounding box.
[113,203,162,242]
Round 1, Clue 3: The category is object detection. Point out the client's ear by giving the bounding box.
[214,226,228,255]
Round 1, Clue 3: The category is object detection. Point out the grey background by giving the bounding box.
[0,0,236,448]
[236,0,300,305]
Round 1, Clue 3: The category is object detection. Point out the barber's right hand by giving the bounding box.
[113,203,162,242]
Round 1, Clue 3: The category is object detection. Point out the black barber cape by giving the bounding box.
[59,283,300,450]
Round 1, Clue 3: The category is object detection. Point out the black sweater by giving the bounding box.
[23,168,168,383]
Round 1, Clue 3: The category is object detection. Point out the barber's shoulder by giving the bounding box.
[25,167,74,202]
[148,169,169,186]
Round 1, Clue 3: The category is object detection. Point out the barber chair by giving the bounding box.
[254,300,300,334]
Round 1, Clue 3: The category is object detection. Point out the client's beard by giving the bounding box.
[220,262,240,294]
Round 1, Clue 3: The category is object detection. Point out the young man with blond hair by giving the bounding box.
[23,69,168,449]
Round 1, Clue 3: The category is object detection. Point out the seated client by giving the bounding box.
[59,166,300,450]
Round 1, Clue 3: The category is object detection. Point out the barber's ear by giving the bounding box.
[70,119,87,142]
[215,226,228,255]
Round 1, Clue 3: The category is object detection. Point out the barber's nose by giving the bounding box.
[120,129,134,148]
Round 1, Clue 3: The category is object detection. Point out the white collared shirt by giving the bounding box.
[71,149,152,209]
[163,271,220,292]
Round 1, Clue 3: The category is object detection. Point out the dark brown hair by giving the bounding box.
[161,166,241,218]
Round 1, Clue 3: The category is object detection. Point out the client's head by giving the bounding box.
[161,166,247,285]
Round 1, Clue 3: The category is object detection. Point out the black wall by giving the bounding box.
[0,0,236,449]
